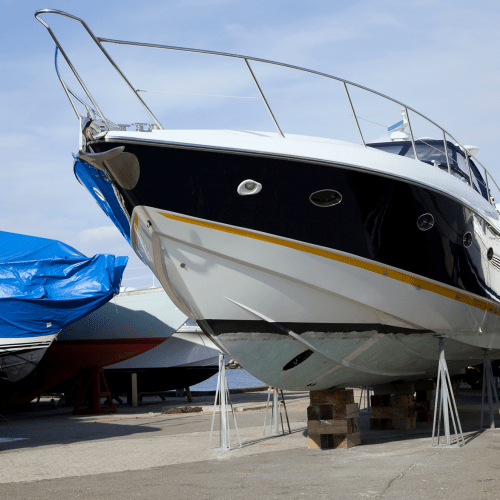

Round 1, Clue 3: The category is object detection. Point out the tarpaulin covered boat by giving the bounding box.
[0,231,127,382]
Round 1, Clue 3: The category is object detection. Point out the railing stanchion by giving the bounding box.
[35,12,110,130]
[484,169,492,204]
[343,83,365,147]
[405,107,419,161]
[35,9,163,130]
[465,150,473,187]
[244,59,284,138]
[442,131,451,175]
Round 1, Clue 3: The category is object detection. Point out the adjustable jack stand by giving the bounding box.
[480,350,500,430]
[432,337,465,447]
[263,387,291,435]
[208,353,242,451]
[360,386,372,412]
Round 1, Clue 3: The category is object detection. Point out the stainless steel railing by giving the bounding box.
[34,8,500,207]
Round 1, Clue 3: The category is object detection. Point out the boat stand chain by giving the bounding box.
[432,337,465,447]
[480,350,500,430]
[359,386,372,412]
[208,352,242,451]
[263,387,291,436]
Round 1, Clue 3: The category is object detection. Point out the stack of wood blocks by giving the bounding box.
[307,389,361,449]
[414,380,435,425]
[370,383,415,430]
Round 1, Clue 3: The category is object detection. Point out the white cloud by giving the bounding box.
[78,225,122,243]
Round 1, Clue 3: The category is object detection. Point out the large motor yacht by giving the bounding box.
[36,9,500,390]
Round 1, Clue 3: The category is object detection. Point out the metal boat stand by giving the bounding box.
[359,386,372,412]
[208,352,242,451]
[263,387,291,436]
[432,336,465,447]
[480,350,500,430]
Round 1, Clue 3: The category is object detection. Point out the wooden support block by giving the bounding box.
[415,380,435,391]
[414,401,431,412]
[307,417,359,435]
[333,432,361,449]
[415,390,433,402]
[373,383,415,395]
[307,404,359,421]
[131,372,139,407]
[393,417,416,430]
[371,395,413,407]
[310,389,354,406]
[308,432,360,449]
[371,405,414,419]
[307,433,323,449]
[370,418,393,430]
[416,410,435,423]
[370,395,388,407]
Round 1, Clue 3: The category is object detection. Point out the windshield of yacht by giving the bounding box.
[367,139,488,200]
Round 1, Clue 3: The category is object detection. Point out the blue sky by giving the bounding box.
[1,0,500,288]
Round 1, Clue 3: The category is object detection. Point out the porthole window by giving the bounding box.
[237,179,262,196]
[463,232,473,248]
[417,213,434,231]
[309,189,342,207]
[488,248,494,260]
[93,187,106,202]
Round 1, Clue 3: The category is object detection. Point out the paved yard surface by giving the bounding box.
[0,389,499,499]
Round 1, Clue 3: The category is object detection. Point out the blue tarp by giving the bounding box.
[0,231,128,340]
[73,160,131,244]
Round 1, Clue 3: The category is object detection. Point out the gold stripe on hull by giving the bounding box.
[157,211,500,317]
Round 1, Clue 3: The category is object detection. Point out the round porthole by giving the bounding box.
[463,232,473,248]
[488,247,494,260]
[93,187,105,201]
[417,213,434,231]
[309,189,342,207]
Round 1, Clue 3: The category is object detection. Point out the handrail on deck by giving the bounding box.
[34,8,499,207]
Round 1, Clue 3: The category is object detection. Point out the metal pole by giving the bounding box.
[484,169,491,204]
[244,59,284,138]
[432,337,464,447]
[263,387,272,434]
[273,388,279,434]
[35,9,163,130]
[442,130,451,175]
[34,12,110,130]
[343,83,365,147]
[487,357,495,429]
[405,107,419,161]
[465,150,474,187]
[432,353,442,446]
[280,390,291,434]
[440,343,451,445]
[54,48,80,119]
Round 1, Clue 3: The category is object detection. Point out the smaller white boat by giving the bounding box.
[105,318,220,394]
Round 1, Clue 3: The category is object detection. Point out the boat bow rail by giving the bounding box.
[35,8,500,209]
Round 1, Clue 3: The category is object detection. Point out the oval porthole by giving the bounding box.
[463,232,473,248]
[237,179,262,196]
[488,247,494,260]
[309,189,342,207]
[93,187,106,201]
[417,213,434,231]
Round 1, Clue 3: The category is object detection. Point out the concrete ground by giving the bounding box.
[0,389,500,499]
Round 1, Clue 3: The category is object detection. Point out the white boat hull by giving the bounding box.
[127,206,500,390]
